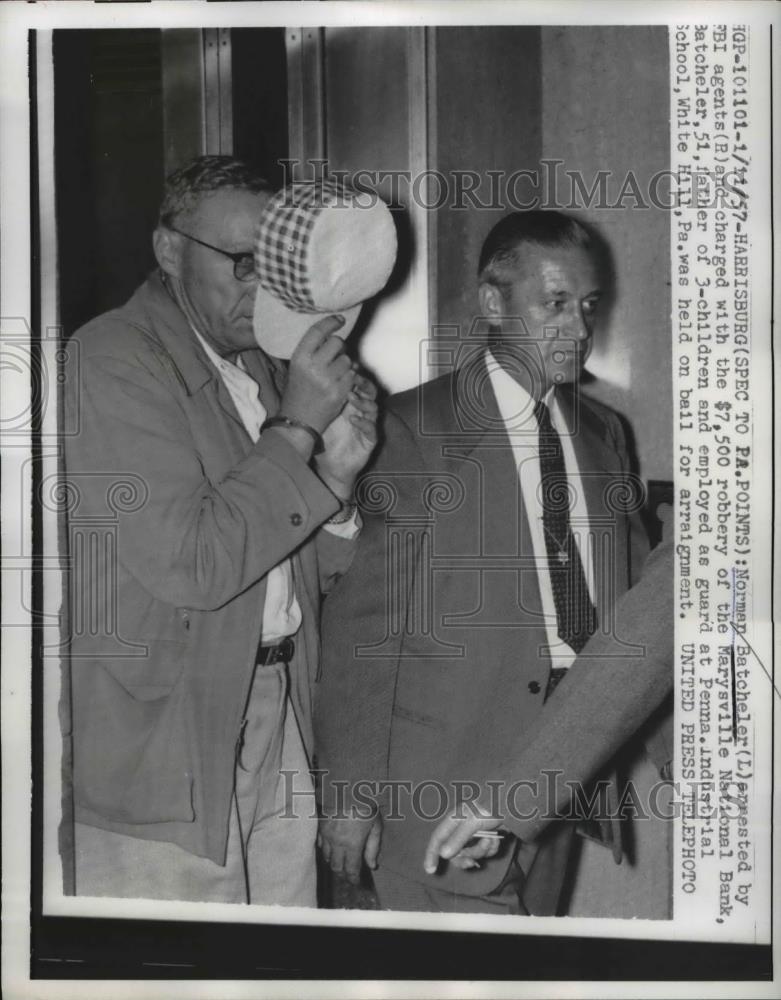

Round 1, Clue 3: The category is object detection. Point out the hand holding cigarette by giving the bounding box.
[423,809,506,874]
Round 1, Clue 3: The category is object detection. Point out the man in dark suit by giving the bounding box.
[316,210,656,914]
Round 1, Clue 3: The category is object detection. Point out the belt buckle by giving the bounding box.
[258,636,295,666]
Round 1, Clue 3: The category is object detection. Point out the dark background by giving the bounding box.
[54,28,288,339]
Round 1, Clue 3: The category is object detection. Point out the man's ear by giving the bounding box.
[478,282,505,322]
[153,226,182,279]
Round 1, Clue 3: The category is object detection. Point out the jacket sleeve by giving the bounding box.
[482,539,674,843]
[315,406,424,808]
[65,334,341,611]
[316,528,360,595]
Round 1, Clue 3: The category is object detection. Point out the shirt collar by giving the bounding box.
[187,325,265,427]
[485,348,556,432]
[189,324,246,377]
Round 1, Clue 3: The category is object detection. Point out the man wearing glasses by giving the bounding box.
[63,156,376,905]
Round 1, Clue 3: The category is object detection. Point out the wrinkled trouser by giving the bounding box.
[74,662,318,906]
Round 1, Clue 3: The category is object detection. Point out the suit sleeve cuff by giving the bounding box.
[252,429,341,527]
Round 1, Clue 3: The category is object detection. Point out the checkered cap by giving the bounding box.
[254,180,350,314]
[253,179,397,358]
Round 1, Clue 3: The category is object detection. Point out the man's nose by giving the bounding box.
[567,306,591,342]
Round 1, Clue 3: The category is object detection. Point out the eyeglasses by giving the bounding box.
[168,226,256,281]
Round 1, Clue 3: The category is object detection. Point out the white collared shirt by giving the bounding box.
[191,328,358,643]
[486,349,595,667]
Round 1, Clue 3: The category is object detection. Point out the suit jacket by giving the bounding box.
[316,355,651,904]
[63,272,355,864]
[482,536,673,843]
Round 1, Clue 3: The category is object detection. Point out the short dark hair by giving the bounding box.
[478,210,594,299]
[158,155,273,228]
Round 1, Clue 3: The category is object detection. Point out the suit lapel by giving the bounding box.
[556,386,618,517]
[556,386,628,616]
[442,356,545,626]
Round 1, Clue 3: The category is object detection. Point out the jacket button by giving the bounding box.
[290,513,303,526]
[528,680,541,694]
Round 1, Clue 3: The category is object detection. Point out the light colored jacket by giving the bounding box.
[63,272,355,863]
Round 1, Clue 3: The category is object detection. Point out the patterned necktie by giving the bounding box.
[534,399,598,653]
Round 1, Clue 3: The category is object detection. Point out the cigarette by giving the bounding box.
[473,830,504,839]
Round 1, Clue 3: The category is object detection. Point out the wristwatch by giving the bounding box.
[326,498,358,525]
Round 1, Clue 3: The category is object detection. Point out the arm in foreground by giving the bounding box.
[424,538,674,872]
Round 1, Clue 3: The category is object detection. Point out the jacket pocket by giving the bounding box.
[103,639,187,701]
[73,658,194,824]
[391,702,445,729]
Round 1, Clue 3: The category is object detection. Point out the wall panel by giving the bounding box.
[431,26,542,338]
[323,27,431,392]
[541,26,671,481]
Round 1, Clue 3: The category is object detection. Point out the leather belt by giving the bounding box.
[256,636,295,666]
